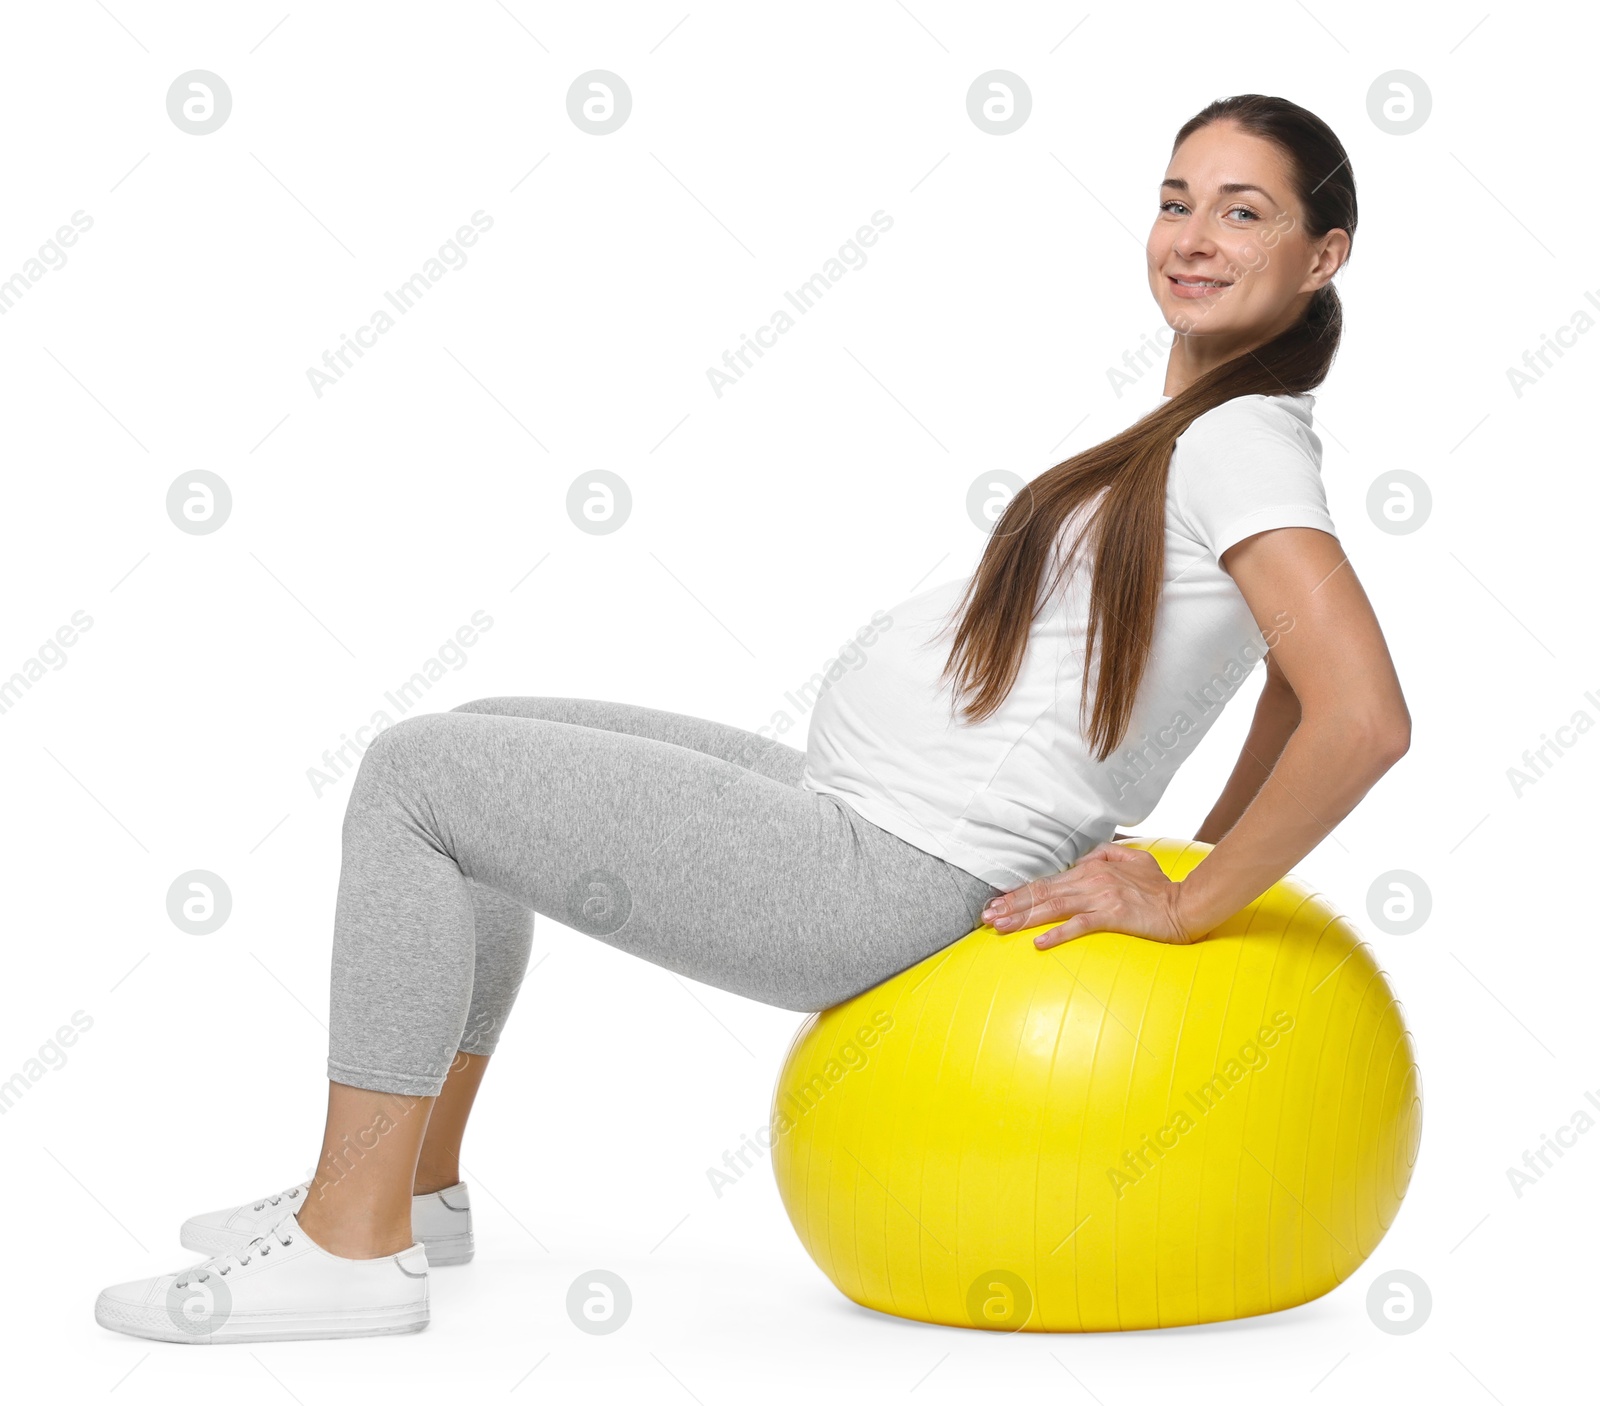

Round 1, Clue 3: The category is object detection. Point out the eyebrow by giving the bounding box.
[1161,177,1278,202]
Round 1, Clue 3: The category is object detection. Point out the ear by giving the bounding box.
[1310,227,1351,290]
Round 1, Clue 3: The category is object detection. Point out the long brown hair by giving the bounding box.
[936,94,1358,761]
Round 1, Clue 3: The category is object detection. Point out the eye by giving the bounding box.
[1226,205,1261,222]
[1159,199,1188,216]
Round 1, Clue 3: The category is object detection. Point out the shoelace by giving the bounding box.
[175,1223,296,1288]
[250,1184,306,1213]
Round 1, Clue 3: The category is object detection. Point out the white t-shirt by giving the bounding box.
[799,391,1338,889]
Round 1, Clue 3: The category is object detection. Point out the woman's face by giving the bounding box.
[1146,121,1345,350]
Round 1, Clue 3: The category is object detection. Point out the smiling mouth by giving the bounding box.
[1167,274,1232,299]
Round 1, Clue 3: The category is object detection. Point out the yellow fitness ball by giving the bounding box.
[769,837,1422,1332]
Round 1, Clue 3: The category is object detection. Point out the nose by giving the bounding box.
[1171,219,1216,261]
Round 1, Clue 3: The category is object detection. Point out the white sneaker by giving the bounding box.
[181,1181,475,1266]
[95,1212,429,1344]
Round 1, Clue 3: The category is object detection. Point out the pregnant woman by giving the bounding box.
[96,92,1409,1343]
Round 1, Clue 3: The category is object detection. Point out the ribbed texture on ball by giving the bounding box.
[769,838,1421,1332]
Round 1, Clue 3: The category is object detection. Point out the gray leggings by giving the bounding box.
[327,696,1001,1097]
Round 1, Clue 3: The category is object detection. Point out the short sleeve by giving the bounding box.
[1169,394,1338,561]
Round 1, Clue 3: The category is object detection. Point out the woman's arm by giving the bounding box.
[1176,525,1410,934]
[1193,648,1302,844]
[986,524,1410,947]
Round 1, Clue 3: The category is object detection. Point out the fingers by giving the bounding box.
[993,892,1051,930]
[984,851,1151,932]
[983,876,1058,922]
[993,862,1094,927]
[981,884,1023,924]
[1033,904,1178,950]
[1033,915,1098,950]
[986,871,1080,926]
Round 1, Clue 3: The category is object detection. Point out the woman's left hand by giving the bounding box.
[980,843,1200,948]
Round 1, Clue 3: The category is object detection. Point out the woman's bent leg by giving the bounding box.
[93,703,997,1340]
[328,706,993,1100]
[413,698,810,1190]
[445,695,807,1065]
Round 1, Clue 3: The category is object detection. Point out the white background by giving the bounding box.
[1,1,1591,1401]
